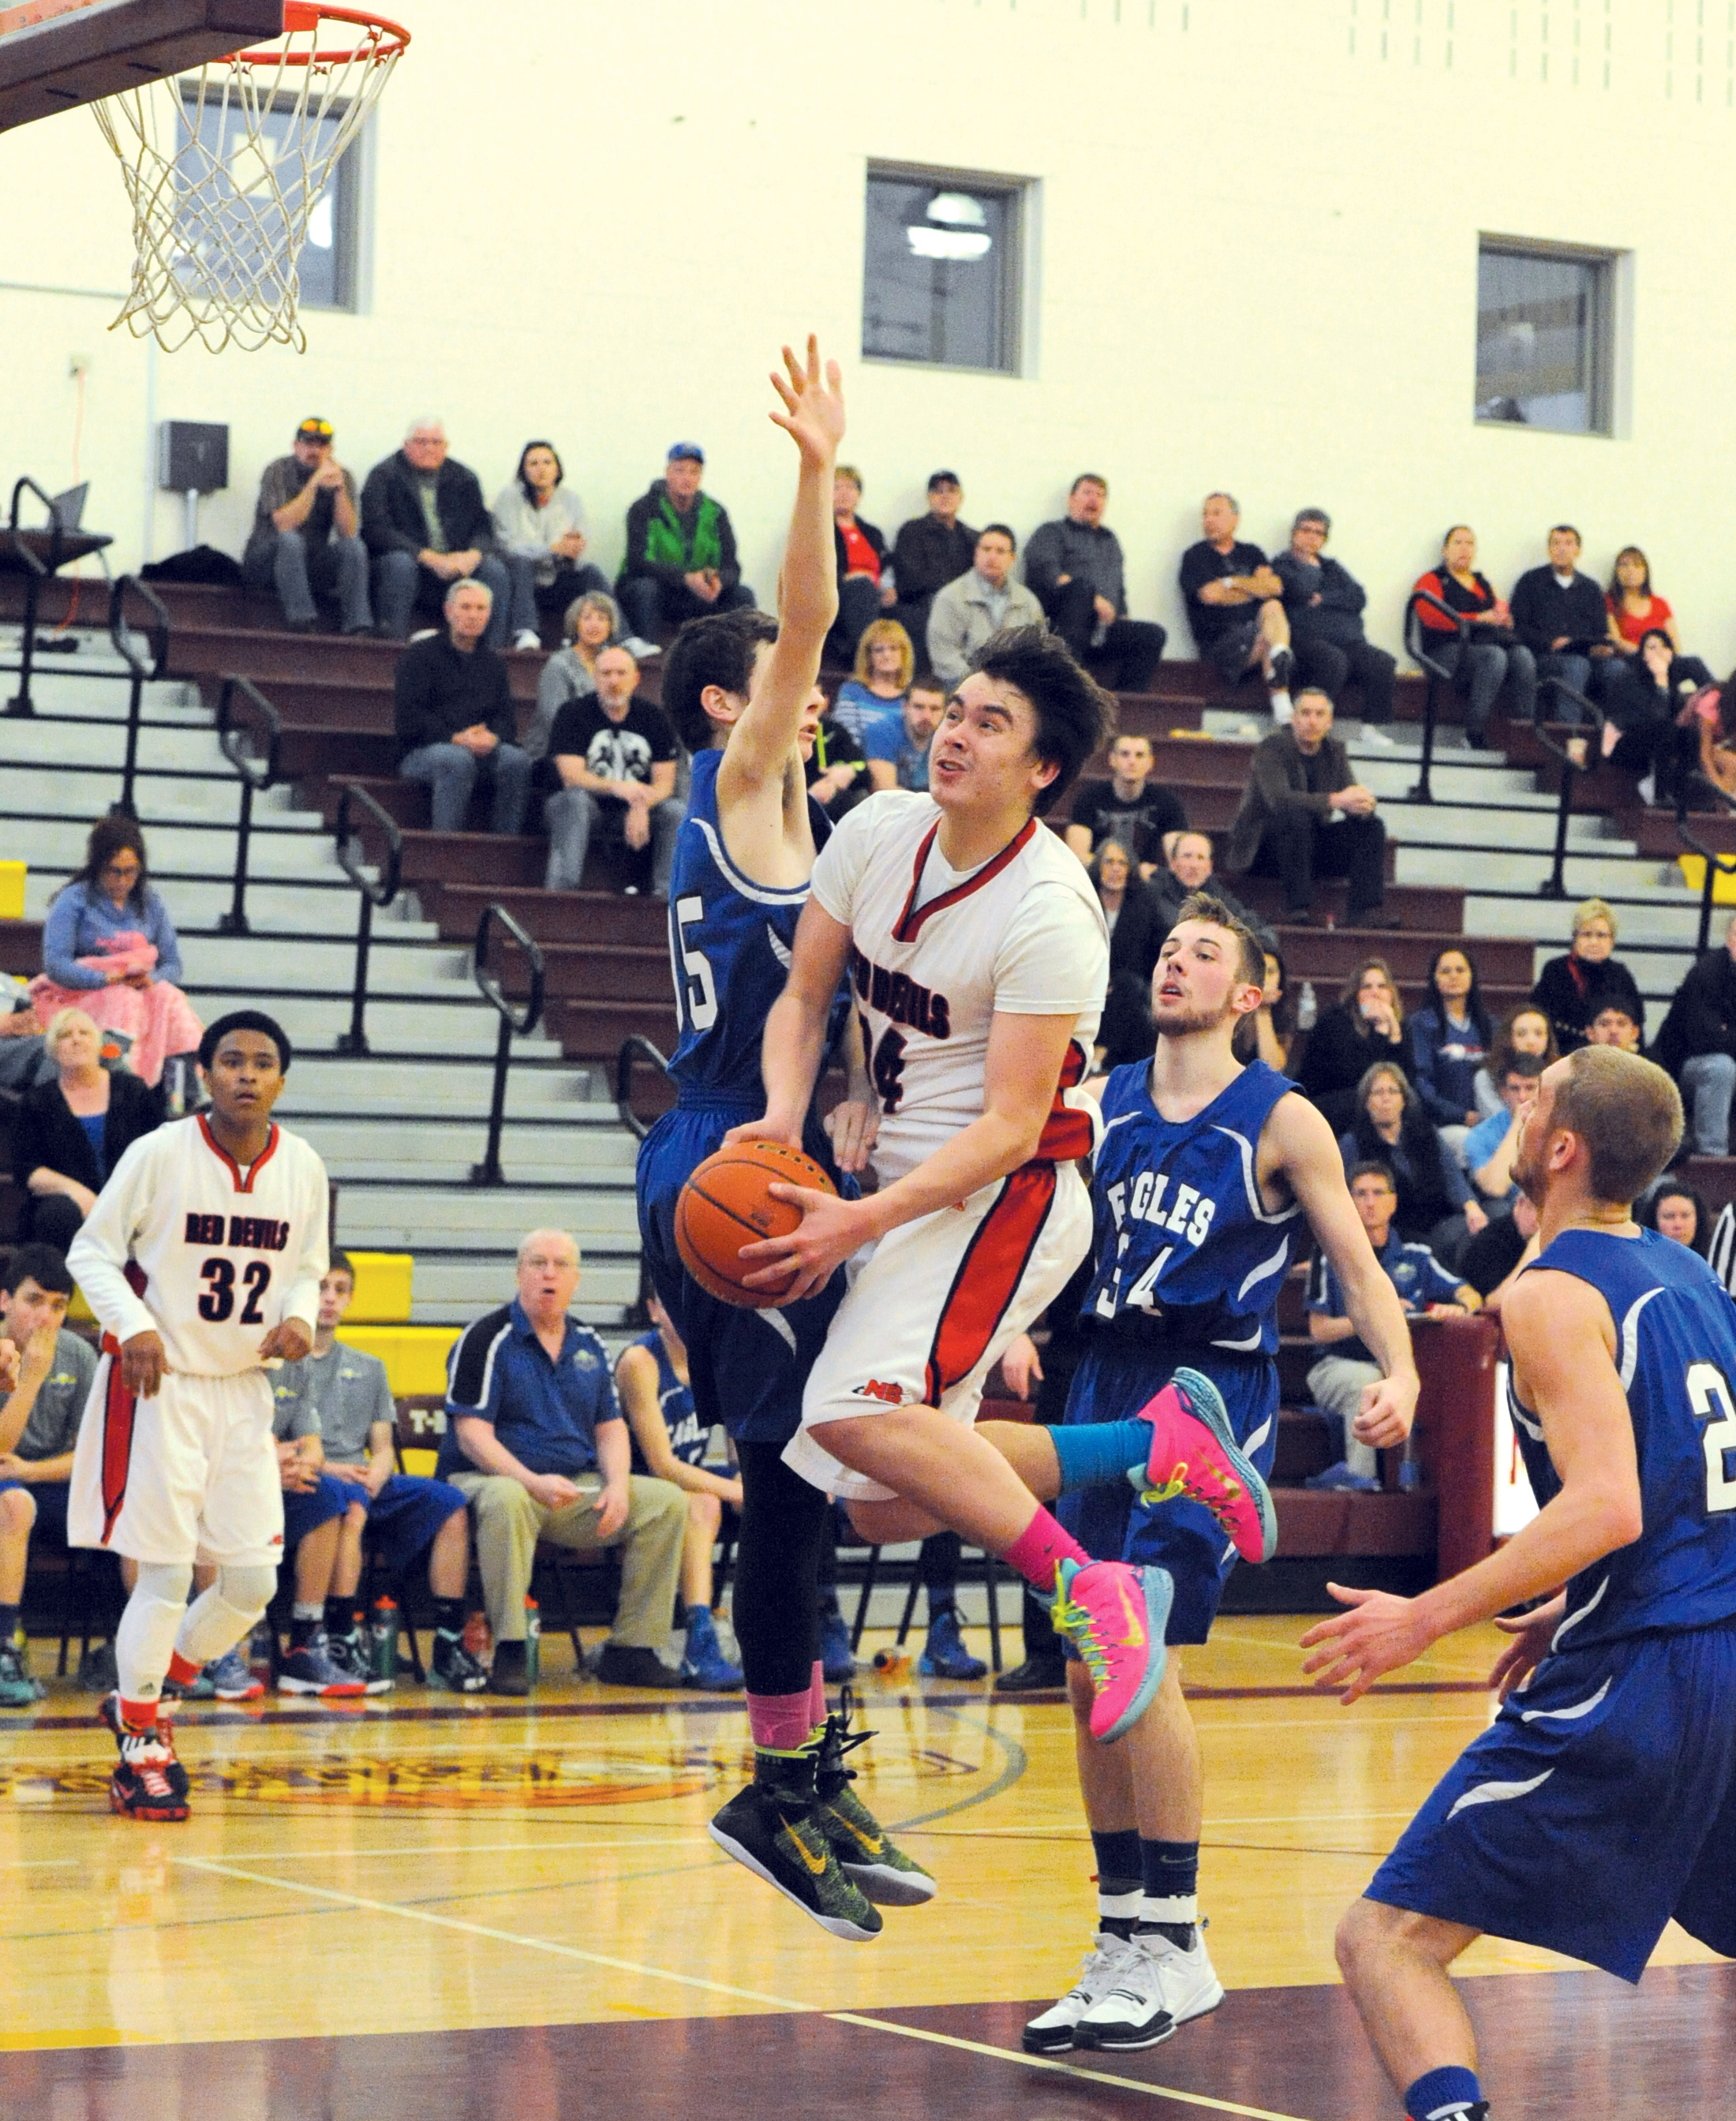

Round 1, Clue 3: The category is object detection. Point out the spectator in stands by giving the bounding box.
[269,1367,367,1697]
[1272,508,1397,742]
[1408,946,1492,1139]
[1640,1182,1711,1257]
[242,415,372,636]
[889,471,978,647]
[362,418,514,649]
[525,590,622,767]
[0,1245,94,1706]
[1508,524,1617,720]
[1150,829,1271,951]
[1297,956,1410,1134]
[1463,1050,1547,1206]
[1600,628,1705,808]
[1685,671,1736,800]
[926,526,1043,684]
[1472,1002,1555,1118]
[1588,1001,1644,1052]
[437,1229,687,1694]
[34,817,200,1088]
[492,441,611,650]
[0,974,54,1096]
[1091,840,1165,1069]
[1223,687,1390,927]
[1652,910,1736,1154]
[1023,475,1166,692]
[1340,1061,1486,1268]
[1062,731,1186,874]
[806,690,870,821]
[1532,897,1644,1053]
[615,1289,743,1690]
[11,1008,159,1251]
[1248,947,1297,1072]
[1177,492,1295,720]
[863,671,947,793]
[616,443,754,642]
[269,1254,487,1693]
[393,580,532,838]
[1411,526,1537,746]
[541,646,680,894]
[1307,1162,1478,1490]
[832,618,913,742]
[1460,1191,1540,1311]
[1604,547,1713,694]
[830,466,894,660]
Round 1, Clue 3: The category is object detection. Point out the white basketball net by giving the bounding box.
[92,3,406,354]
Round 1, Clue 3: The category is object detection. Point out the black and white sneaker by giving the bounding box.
[428,1628,489,1693]
[709,1781,882,1942]
[1075,1926,1223,2051]
[1022,1930,1138,2054]
[1268,645,1295,696]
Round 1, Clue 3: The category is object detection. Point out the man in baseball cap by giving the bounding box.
[888,469,978,649]
[616,442,756,641]
[242,417,372,636]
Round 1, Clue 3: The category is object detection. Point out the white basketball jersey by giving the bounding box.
[810,791,1108,1184]
[67,1114,330,1378]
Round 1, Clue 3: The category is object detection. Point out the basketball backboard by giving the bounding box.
[0,0,283,133]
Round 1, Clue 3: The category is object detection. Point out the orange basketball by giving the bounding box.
[675,1140,838,1310]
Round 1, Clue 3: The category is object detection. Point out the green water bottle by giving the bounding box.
[369,1595,399,1686]
[524,1597,541,1688]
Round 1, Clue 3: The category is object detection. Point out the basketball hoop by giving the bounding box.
[92,2,408,354]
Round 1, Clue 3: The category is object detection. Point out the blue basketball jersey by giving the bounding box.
[666,749,826,1102]
[625,1330,709,1473]
[1082,1058,1301,1356]
[1510,1226,1736,1649]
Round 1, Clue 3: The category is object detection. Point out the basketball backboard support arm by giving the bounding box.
[0,0,284,133]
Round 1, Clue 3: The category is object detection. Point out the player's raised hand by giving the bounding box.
[257,1318,312,1365]
[740,1183,873,1304]
[1351,1372,1416,1451]
[1488,1592,1565,1701]
[121,1329,167,1399]
[768,335,846,466]
[1299,1583,1434,1704]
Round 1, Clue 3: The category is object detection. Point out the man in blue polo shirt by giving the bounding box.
[1306,1162,1477,1491]
[439,1228,686,1695]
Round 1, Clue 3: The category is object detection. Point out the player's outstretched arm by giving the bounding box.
[1272,1092,1418,1445]
[717,337,844,801]
[1300,1267,1643,1702]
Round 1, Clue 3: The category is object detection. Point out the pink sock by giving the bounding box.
[809,1659,827,1730]
[1001,1506,1091,1595]
[747,1689,815,1753]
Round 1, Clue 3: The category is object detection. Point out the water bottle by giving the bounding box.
[1297,979,1318,1031]
[523,1598,541,1687]
[369,1596,399,1686]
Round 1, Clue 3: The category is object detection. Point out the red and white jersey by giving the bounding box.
[67,1114,330,1378]
[810,791,1108,1184]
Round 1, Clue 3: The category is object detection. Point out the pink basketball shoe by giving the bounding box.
[1132,1368,1278,1565]
[1049,1558,1173,1743]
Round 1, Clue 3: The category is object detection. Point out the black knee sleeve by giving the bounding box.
[732,1442,828,1696]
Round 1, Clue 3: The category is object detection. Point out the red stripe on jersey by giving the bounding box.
[922,1162,1057,1408]
[1036,1038,1094,1162]
[197,1115,280,1194]
[892,817,1037,943]
[99,1352,138,1546]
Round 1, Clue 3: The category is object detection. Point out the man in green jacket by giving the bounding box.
[617,442,758,643]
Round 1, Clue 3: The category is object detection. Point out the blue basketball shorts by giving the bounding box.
[636,1101,849,1448]
[1057,1340,1280,1645]
[1367,1620,1736,1982]
[279,1472,350,1551]
[341,1472,466,1572]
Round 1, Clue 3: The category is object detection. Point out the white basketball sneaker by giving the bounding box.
[1075,1925,1225,2051]
[1022,1930,1139,2054]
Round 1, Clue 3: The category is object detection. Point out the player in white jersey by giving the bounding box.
[67,1012,328,1820]
[738,627,1179,1745]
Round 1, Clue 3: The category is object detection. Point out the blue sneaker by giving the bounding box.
[917,1604,986,1681]
[0,1640,41,1707]
[1304,1461,1382,1494]
[205,1644,264,1700]
[819,1605,856,1684]
[679,1605,743,1692]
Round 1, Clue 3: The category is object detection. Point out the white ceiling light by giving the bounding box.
[907,225,992,260]
[926,191,986,226]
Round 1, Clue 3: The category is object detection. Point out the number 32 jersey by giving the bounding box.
[67,1114,330,1378]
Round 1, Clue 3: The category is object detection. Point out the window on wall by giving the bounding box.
[1475,241,1615,435]
[862,166,1024,374]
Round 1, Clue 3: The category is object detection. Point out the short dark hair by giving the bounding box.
[1504,1052,1547,1082]
[660,608,779,755]
[966,624,1115,817]
[1,1244,74,1299]
[198,1010,291,1074]
[328,1248,356,1284]
[1293,507,1330,533]
[1550,522,1582,544]
[978,522,1018,553]
[1294,686,1334,710]
[907,668,948,701]
[1071,473,1108,495]
[1348,1160,1397,1192]
[1169,889,1266,990]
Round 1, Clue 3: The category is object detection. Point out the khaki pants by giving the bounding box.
[448,1472,686,1650]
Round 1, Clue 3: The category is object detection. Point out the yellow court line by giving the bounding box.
[829,2014,1311,2121]
[173,1856,811,2012]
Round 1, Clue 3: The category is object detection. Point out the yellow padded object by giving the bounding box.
[336,1323,459,1397]
[0,864,24,920]
[338,1251,414,1324]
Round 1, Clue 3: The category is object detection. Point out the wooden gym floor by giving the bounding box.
[0,1616,1728,2119]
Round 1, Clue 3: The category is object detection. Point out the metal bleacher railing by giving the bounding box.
[1529,671,1608,901]
[332,780,403,1056]
[213,674,281,934]
[1674,771,1736,954]
[1401,587,1468,805]
[107,573,171,818]
[614,1034,671,1142]
[470,901,544,1186]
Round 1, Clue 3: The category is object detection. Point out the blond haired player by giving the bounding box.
[67,1011,329,1820]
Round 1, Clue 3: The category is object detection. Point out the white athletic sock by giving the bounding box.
[1098,1887,1141,1926]
[115,1562,194,1705]
[1139,1892,1199,1928]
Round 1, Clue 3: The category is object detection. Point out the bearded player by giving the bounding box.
[66,1010,327,1820]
